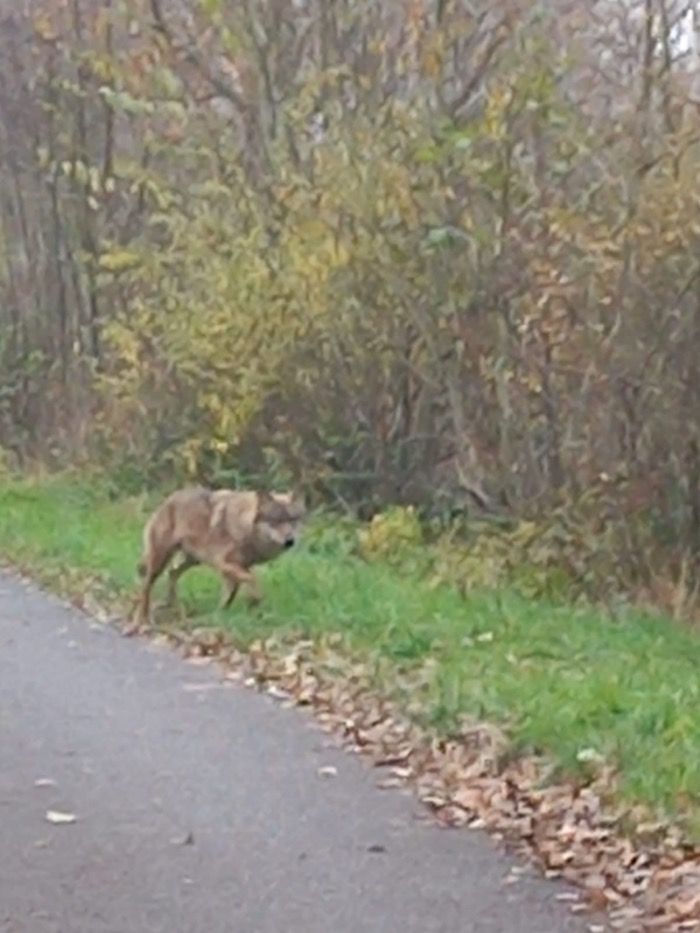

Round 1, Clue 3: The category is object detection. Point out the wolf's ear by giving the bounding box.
[289,490,306,518]
[272,490,306,511]
[254,490,275,520]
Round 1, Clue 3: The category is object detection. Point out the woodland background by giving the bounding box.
[3,0,700,606]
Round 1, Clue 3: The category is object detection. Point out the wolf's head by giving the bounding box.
[251,490,306,561]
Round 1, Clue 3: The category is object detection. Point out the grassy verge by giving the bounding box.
[2,473,700,835]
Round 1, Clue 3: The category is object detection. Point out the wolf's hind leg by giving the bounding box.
[163,553,200,609]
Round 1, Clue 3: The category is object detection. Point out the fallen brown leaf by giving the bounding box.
[170,831,195,846]
[45,810,76,825]
[317,765,338,778]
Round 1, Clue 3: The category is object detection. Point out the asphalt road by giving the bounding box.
[0,571,589,933]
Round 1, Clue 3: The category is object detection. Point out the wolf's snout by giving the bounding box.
[284,535,295,549]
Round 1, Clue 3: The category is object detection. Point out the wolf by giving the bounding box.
[128,486,305,633]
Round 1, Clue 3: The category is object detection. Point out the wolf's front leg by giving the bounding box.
[243,570,262,606]
[219,577,239,610]
[215,558,260,609]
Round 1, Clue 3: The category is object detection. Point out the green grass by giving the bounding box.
[2,474,700,833]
